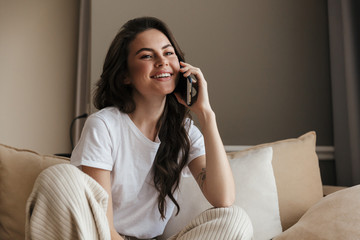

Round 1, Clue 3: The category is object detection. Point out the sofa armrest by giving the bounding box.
[322,185,347,196]
[0,143,69,240]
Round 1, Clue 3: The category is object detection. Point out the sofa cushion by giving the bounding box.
[161,147,282,240]
[273,185,360,240]
[227,131,323,230]
[0,143,69,240]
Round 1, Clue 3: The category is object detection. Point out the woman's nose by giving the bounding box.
[155,56,168,67]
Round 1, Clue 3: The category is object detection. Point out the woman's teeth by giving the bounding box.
[153,73,171,78]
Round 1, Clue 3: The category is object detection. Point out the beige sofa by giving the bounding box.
[0,131,359,240]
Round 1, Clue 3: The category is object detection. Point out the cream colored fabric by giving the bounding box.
[227,131,323,230]
[26,164,253,240]
[0,143,69,240]
[168,206,253,240]
[274,185,360,240]
[25,164,110,240]
[123,207,253,240]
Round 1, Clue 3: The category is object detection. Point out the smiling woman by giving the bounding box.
[26,16,253,240]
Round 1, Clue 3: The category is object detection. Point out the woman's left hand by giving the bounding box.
[174,61,213,116]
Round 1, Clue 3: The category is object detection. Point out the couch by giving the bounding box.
[0,131,359,240]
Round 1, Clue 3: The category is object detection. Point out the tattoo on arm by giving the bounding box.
[197,168,206,189]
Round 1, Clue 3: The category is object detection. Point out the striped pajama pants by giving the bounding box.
[25,164,253,240]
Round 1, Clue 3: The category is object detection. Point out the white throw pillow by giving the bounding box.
[160,147,282,240]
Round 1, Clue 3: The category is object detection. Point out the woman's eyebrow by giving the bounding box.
[162,44,173,50]
[135,44,174,56]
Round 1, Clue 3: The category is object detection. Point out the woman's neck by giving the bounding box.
[129,95,166,142]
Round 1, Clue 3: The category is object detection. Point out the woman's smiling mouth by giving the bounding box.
[151,72,173,79]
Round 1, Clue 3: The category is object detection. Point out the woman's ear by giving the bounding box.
[123,72,131,85]
[124,76,131,84]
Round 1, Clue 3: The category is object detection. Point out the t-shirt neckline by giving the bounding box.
[124,113,161,145]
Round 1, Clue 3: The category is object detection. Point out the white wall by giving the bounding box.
[91,0,333,145]
[0,0,79,154]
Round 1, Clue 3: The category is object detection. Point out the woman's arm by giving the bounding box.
[82,166,124,240]
[188,115,235,207]
[176,62,236,207]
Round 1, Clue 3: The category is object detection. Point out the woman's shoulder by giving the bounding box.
[86,107,126,127]
[91,106,125,120]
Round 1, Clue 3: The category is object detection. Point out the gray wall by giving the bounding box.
[91,0,333,146]
[0,0,79,154]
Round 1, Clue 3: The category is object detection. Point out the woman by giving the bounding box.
[26,17,253,240]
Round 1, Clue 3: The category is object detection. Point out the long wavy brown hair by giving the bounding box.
[93,17,190,219]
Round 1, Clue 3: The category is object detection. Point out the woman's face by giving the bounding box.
[126,29,180,101]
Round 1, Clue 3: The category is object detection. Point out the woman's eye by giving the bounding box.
[165,51,174,56]
[140,54,152,59]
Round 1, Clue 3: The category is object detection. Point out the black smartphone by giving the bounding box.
[175,74,198,106]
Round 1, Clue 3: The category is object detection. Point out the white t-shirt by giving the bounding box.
[70,107,205,238]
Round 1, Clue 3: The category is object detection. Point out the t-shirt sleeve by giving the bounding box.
[187,120,205,163]
[70,115,114,171]
[182,119,206,177]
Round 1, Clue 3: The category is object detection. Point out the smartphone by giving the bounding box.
[175,74,198,106]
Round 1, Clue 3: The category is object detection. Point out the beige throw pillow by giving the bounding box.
[0,143,69,240]
[274,185,360,240]
[227,131,323,230]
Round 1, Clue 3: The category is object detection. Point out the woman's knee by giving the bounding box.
[205,205,253,239]
[33,164,85,197]
[226,206,253,239]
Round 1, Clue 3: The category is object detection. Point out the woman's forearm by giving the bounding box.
[197,109,236,207]
[178,62,235,206]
